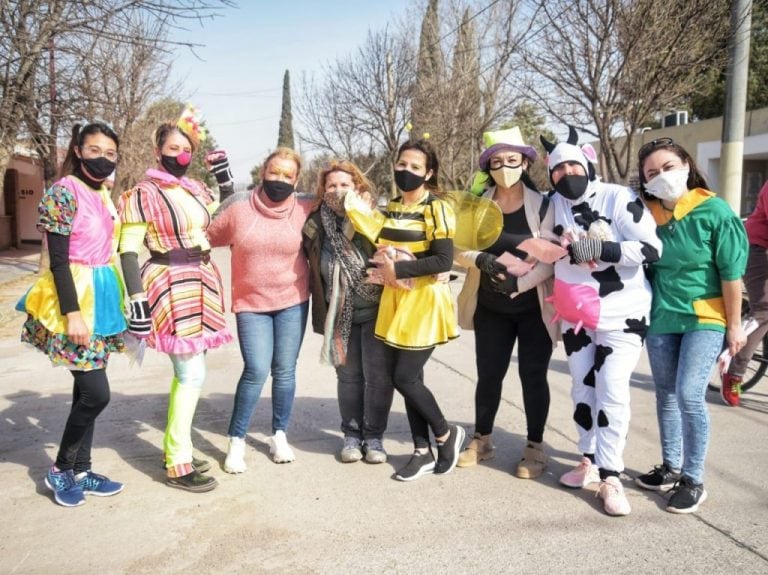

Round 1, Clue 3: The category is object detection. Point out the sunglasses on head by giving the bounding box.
[639,137,675,156]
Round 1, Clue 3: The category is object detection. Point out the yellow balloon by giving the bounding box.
[444,190,503,251]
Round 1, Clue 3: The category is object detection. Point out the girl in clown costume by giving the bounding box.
[542,127,662,517]
[17,122,127,507]
[118,108,234,493]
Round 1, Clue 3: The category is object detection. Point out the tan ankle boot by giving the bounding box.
[515,442,547,479]
[457,433,495,467]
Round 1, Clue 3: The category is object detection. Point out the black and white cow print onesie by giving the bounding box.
[550,181,661,474]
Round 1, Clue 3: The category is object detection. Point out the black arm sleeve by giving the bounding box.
[120,252,145,297]
[394,238,453,278]
[218,183,235,203]
[46,231,79,315]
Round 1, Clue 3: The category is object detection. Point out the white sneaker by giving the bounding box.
[597,476,631,516]
[223,436,247,474]
[269,430,295,463]
[559,456,600,488]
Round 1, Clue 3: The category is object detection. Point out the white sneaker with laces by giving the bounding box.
[269,430,295,463]
[559,456,600,488]
[597,476,631,516]
[223,436,247,474]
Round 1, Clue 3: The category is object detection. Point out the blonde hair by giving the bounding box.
[261,147,302,177]
[315,159,375,200]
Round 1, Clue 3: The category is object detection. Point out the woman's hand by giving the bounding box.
[380,249,398,287]
[726,324,747,358]
[722,279,747,357]
[66,311,90,347]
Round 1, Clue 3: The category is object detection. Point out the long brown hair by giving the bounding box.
[637,138,708,199]
[397,138,441,195]
[59,122,120,178]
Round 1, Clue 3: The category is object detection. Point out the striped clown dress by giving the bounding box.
[118,171,233,354]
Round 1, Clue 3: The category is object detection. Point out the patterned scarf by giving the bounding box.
[320,203,382,366]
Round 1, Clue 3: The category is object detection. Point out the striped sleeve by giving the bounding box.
[427,198,456,241]
[119,182,156,225]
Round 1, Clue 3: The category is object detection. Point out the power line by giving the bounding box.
[196,87,281,97]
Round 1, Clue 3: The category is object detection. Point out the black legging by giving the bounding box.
[474,303,552,442]
[55,369,111,473]
[389,347,449,449]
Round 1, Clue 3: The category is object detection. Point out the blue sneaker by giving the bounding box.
[44,468,85,507]
[76,471,124,497]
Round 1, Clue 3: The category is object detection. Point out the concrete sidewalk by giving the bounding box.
[1,250,767,574]
[0,246,40,334]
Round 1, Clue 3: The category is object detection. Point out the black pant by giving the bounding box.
[389,346,449,449]
[55,369,111,473]
[336,320,395,440]
[474,303,552,442]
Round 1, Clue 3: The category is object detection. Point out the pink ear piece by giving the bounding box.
[177,151,192,166]
[581,144,598,164]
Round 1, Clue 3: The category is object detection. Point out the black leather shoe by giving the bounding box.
[192,457,212,473]
[166,470,218,493]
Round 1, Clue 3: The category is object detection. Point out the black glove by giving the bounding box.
[206,150,233,188]
[476,252,506,278]
[491,271,518,296]
[128,298,152,337]
[568,239,603,265]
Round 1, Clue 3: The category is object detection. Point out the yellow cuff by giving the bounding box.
[119,222,148,254]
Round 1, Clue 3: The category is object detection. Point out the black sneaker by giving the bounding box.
[666,476,708,514]
[161,456,212,473]
[395,450,435,482]
[435,424,466,475]
[635,463,682,491]
[166,469,218,493]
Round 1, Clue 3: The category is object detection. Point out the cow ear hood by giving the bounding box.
[543,125,598,182]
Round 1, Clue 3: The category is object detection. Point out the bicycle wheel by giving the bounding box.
[708,333,768,392]
[741,333,768,391]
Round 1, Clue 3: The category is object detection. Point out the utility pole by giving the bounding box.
[720,0,752,215]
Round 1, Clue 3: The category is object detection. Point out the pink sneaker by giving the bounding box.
[597,476,631,516]
[559,456,600,488]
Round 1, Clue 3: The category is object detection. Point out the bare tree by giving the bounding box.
[297,0,544,192]
[297,27,415,181]
[410,0,546,190]
[0,0,235,217]
[20,14,175,193]
[519,0,731,183]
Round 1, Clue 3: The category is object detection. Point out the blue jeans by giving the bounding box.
[646,330,723,484]
[227,302,309,438]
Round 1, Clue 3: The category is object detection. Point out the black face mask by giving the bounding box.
[554,174,590,201]
[80,157,116,181]
[394,169,426,193]
[262,179,295,202]
[161,154,190,179]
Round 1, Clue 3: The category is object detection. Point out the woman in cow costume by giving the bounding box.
[542,127,662,516]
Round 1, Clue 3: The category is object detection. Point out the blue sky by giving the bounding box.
[169,1,413,184]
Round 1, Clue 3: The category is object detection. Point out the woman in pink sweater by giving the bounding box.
[207,147,313,473]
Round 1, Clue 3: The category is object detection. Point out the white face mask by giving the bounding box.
[490,165,523,189]
[645,168,690,202]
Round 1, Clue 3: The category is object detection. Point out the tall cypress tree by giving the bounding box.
[446,7,481,188]
[277,69,294,149]
[411,0,443,138]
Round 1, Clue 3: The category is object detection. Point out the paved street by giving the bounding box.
[1,248,767,574]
